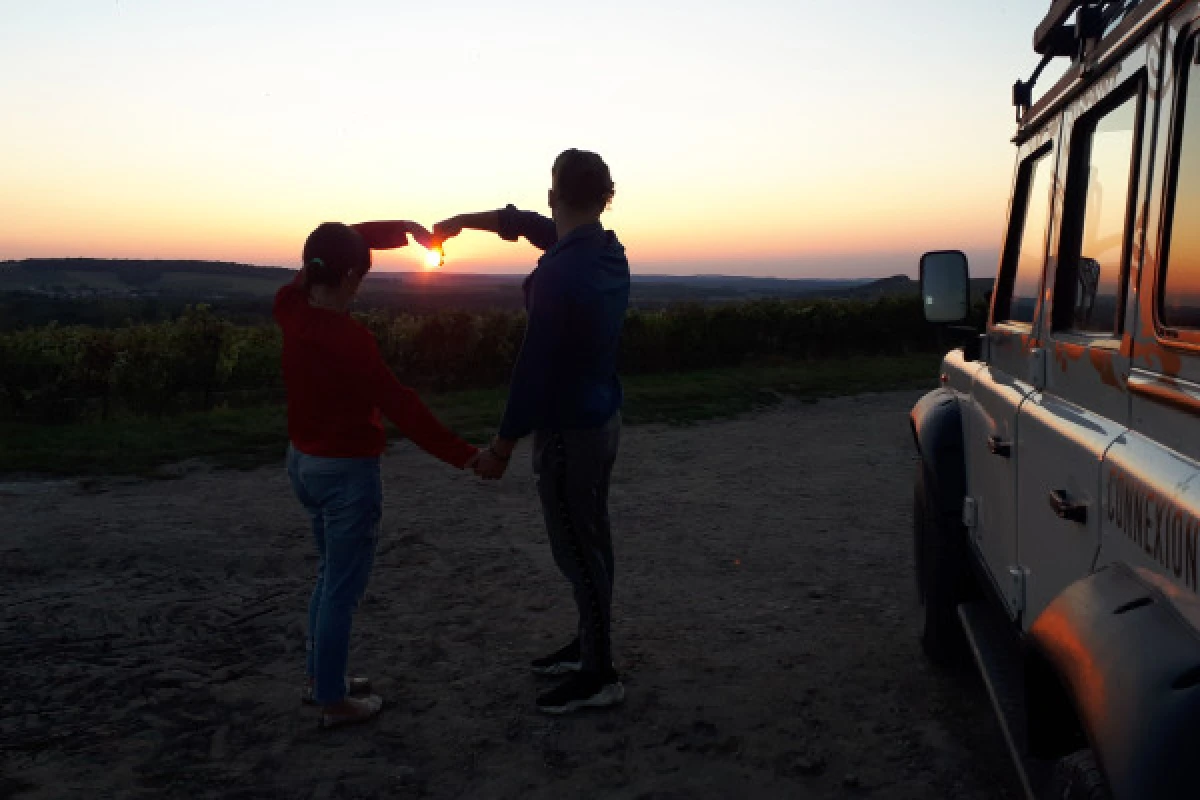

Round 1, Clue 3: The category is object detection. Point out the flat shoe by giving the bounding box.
[319,694,384,730]
[302,676,372,705]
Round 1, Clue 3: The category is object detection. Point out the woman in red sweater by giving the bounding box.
[275,221,479,728]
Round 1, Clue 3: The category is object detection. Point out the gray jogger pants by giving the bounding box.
[533,413,621,673]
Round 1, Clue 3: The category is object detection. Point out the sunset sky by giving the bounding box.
[1,1,1068,277]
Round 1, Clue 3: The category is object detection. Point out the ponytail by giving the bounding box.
[302,224,371,289]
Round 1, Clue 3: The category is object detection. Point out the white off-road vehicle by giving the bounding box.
[914,2,1200,798]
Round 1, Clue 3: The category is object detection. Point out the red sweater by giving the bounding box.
[273,277,477,467]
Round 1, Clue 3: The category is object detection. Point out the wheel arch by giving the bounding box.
[910,387,967,520]
[1026,562,1200,799]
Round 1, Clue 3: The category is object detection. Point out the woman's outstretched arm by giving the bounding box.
[363,338,479,469]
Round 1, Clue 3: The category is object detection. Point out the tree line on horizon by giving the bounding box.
[0,294,973,424]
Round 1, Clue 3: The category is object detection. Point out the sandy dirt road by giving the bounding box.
[1,390,1019,799]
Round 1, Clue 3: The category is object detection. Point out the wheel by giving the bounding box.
[1046,749,1111,800]
[913,461,971,666]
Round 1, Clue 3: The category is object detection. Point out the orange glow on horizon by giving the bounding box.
[0,173,1006,277]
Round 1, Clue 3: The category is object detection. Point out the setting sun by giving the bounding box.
[423,246,444,270]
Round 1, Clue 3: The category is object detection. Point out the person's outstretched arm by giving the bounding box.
[362,338,479,469]
[352,220,434,250]
[434,205,558,252]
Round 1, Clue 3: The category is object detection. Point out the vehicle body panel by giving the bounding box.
[1014,22,1160,625]
[1087,6,1200,602]
[1015,396,1121,619]
[1100,430,1200,591]
[912,3,1200,796]
[966,370,1030,616]
[967,120,1064,618]
[1129,5,1200,466]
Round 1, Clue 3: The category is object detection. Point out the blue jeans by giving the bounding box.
[286,445,382,705]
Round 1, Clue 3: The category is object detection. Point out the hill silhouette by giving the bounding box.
[0,258,991,320]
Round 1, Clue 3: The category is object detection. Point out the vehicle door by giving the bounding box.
[967,121,1062,617]
[1100,10,1200,594]
[1016,33,1158,623]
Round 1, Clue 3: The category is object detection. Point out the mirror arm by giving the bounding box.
[1014,52,1056,124]
[945,324,984,362]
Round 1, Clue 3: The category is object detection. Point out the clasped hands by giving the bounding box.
[467,438,515,481]
[364,218,465,252]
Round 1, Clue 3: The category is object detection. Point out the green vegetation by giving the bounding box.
[0,406,290,477]
[0,293,964,475]
[4,260,967,329]
[0,355,939,476]
[1,295,946,424]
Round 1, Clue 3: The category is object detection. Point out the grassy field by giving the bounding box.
[0,354,939,477]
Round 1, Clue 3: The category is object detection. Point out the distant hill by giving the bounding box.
[0,259,293,298]
[0,258,869,288]
[0,258,992,315]
[0,258,873,301]
[810,274,915,299]
[629,275,868,290]
[810,274,995,301]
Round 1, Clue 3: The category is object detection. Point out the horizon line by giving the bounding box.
[1,254,999,281]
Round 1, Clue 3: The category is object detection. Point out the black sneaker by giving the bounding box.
[530,638,582,676]
[536,669,624,715]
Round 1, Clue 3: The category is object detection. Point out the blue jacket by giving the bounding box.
[496,205,631,439]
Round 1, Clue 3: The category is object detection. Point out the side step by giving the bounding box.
[958,602,1054,800]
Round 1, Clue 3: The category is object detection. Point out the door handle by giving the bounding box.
[1049,490,1088,524]
[987,435,1012,458]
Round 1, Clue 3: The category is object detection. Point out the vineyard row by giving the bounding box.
[0,295,956,423]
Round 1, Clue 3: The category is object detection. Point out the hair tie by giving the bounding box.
[307,257,326,269]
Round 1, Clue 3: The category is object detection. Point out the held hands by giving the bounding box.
[404,221,435,250]
[466,437,514,481]
[473,449,509,481]
[357,213,480,255]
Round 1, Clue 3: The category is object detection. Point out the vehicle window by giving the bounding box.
[1057,90,1141,335]
[1102,1,1143,38]
[996,147,1054,325]
[1162,41,1200,330]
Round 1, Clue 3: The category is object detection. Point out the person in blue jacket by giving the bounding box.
[433,149,630,714]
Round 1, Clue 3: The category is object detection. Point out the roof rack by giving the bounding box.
[1034,0,1086,54]
[1033,0,1141,52]
[1015,1,1145,123]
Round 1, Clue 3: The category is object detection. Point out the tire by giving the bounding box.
[1045,749,1112,800]
[913,461,971,667]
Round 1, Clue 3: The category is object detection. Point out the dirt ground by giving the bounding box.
[1,390,1020,799]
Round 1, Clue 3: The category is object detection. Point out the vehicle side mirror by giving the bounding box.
[920,250,970,323]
